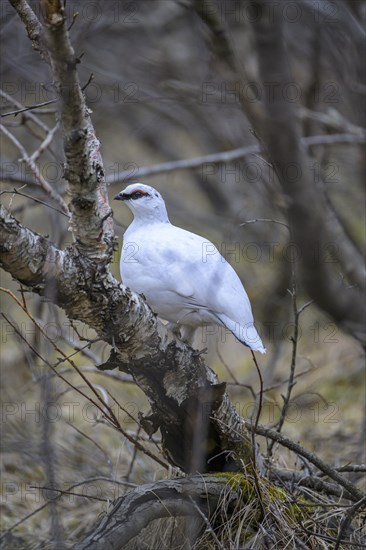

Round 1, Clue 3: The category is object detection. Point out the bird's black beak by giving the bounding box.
[114,193,129,201]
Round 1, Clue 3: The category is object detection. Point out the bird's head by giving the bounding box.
[114,183,169,222]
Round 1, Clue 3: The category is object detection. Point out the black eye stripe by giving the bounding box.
[130,190,150,200]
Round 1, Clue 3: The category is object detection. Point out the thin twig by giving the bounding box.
[0,90,51,132]
[46,366,136,385]
[244,421,365,502]
[334,496,366,550]
[125,424,142,485]
[63,419,112,466]
[269,468,351,500]
[263,364,315,393]
[29,486,108,503]
[81,73,94,91]
[1,294,119,431]
[216,342,240,384]
[106,391,138,425]
[0,188,69,217]
[299,523,366,548]
[1,302,169,471]
[1,312,116,426]
[240,218,289,230]
[107,144,259,184]
[0,123,69,214]
[29,121,60,162]
[270,295,314,450]
[188,496,226,550]
[274,284,300,435]
[67,11,79,31]
[249,350,265,515]
[0,501,50,541]
[96,413,168,470]
[216,342,256,399]
[4,294,159,466]
[1,98,58,118]
[0,476,136,540]
[250,350,264,465]
[3,289,120,425]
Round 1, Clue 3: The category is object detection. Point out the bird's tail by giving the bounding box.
[217,314,266,353]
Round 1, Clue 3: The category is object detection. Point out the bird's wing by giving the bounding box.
[123,224,255,326]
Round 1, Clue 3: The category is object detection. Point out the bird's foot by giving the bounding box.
[166,322,182,338]
[180,325,197,345]
[166,323,197,345]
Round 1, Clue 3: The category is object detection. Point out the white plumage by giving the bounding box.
[114,183,265,353]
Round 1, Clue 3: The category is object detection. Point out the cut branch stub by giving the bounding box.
[40,0,64,27]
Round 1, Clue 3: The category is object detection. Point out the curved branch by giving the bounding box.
[74,475,242,550]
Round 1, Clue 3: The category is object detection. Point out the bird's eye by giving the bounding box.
[131,191,143,200]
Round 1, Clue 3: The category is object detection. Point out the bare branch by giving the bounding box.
[192,0,365,344]
[0,90,51,132]
[188,495,226,550]
[269,468,352,500]
[0,476,137,541]
[274,287,303,435]
[0,188,69,217]
[337,464,366,474]
[0,98,58,118]
[245,421,365,502]
[9,0,114,260]
[29,122,59,162]
[106,133,366,184]
[240,218,289,231]
[334,496,366,550]
[107,144,259,183]
[0,202,64,286]
[0,123,69,214]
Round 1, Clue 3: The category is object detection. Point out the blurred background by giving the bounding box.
[1,0,365,546]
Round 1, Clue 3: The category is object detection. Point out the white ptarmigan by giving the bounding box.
[114,183,266,353]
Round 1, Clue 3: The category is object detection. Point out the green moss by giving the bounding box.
[199,472,312,549]
[211,472,307,522]
[212,472,255,497]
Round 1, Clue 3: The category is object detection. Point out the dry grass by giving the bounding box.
[1,300,364,549]
[192,474,366,550]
